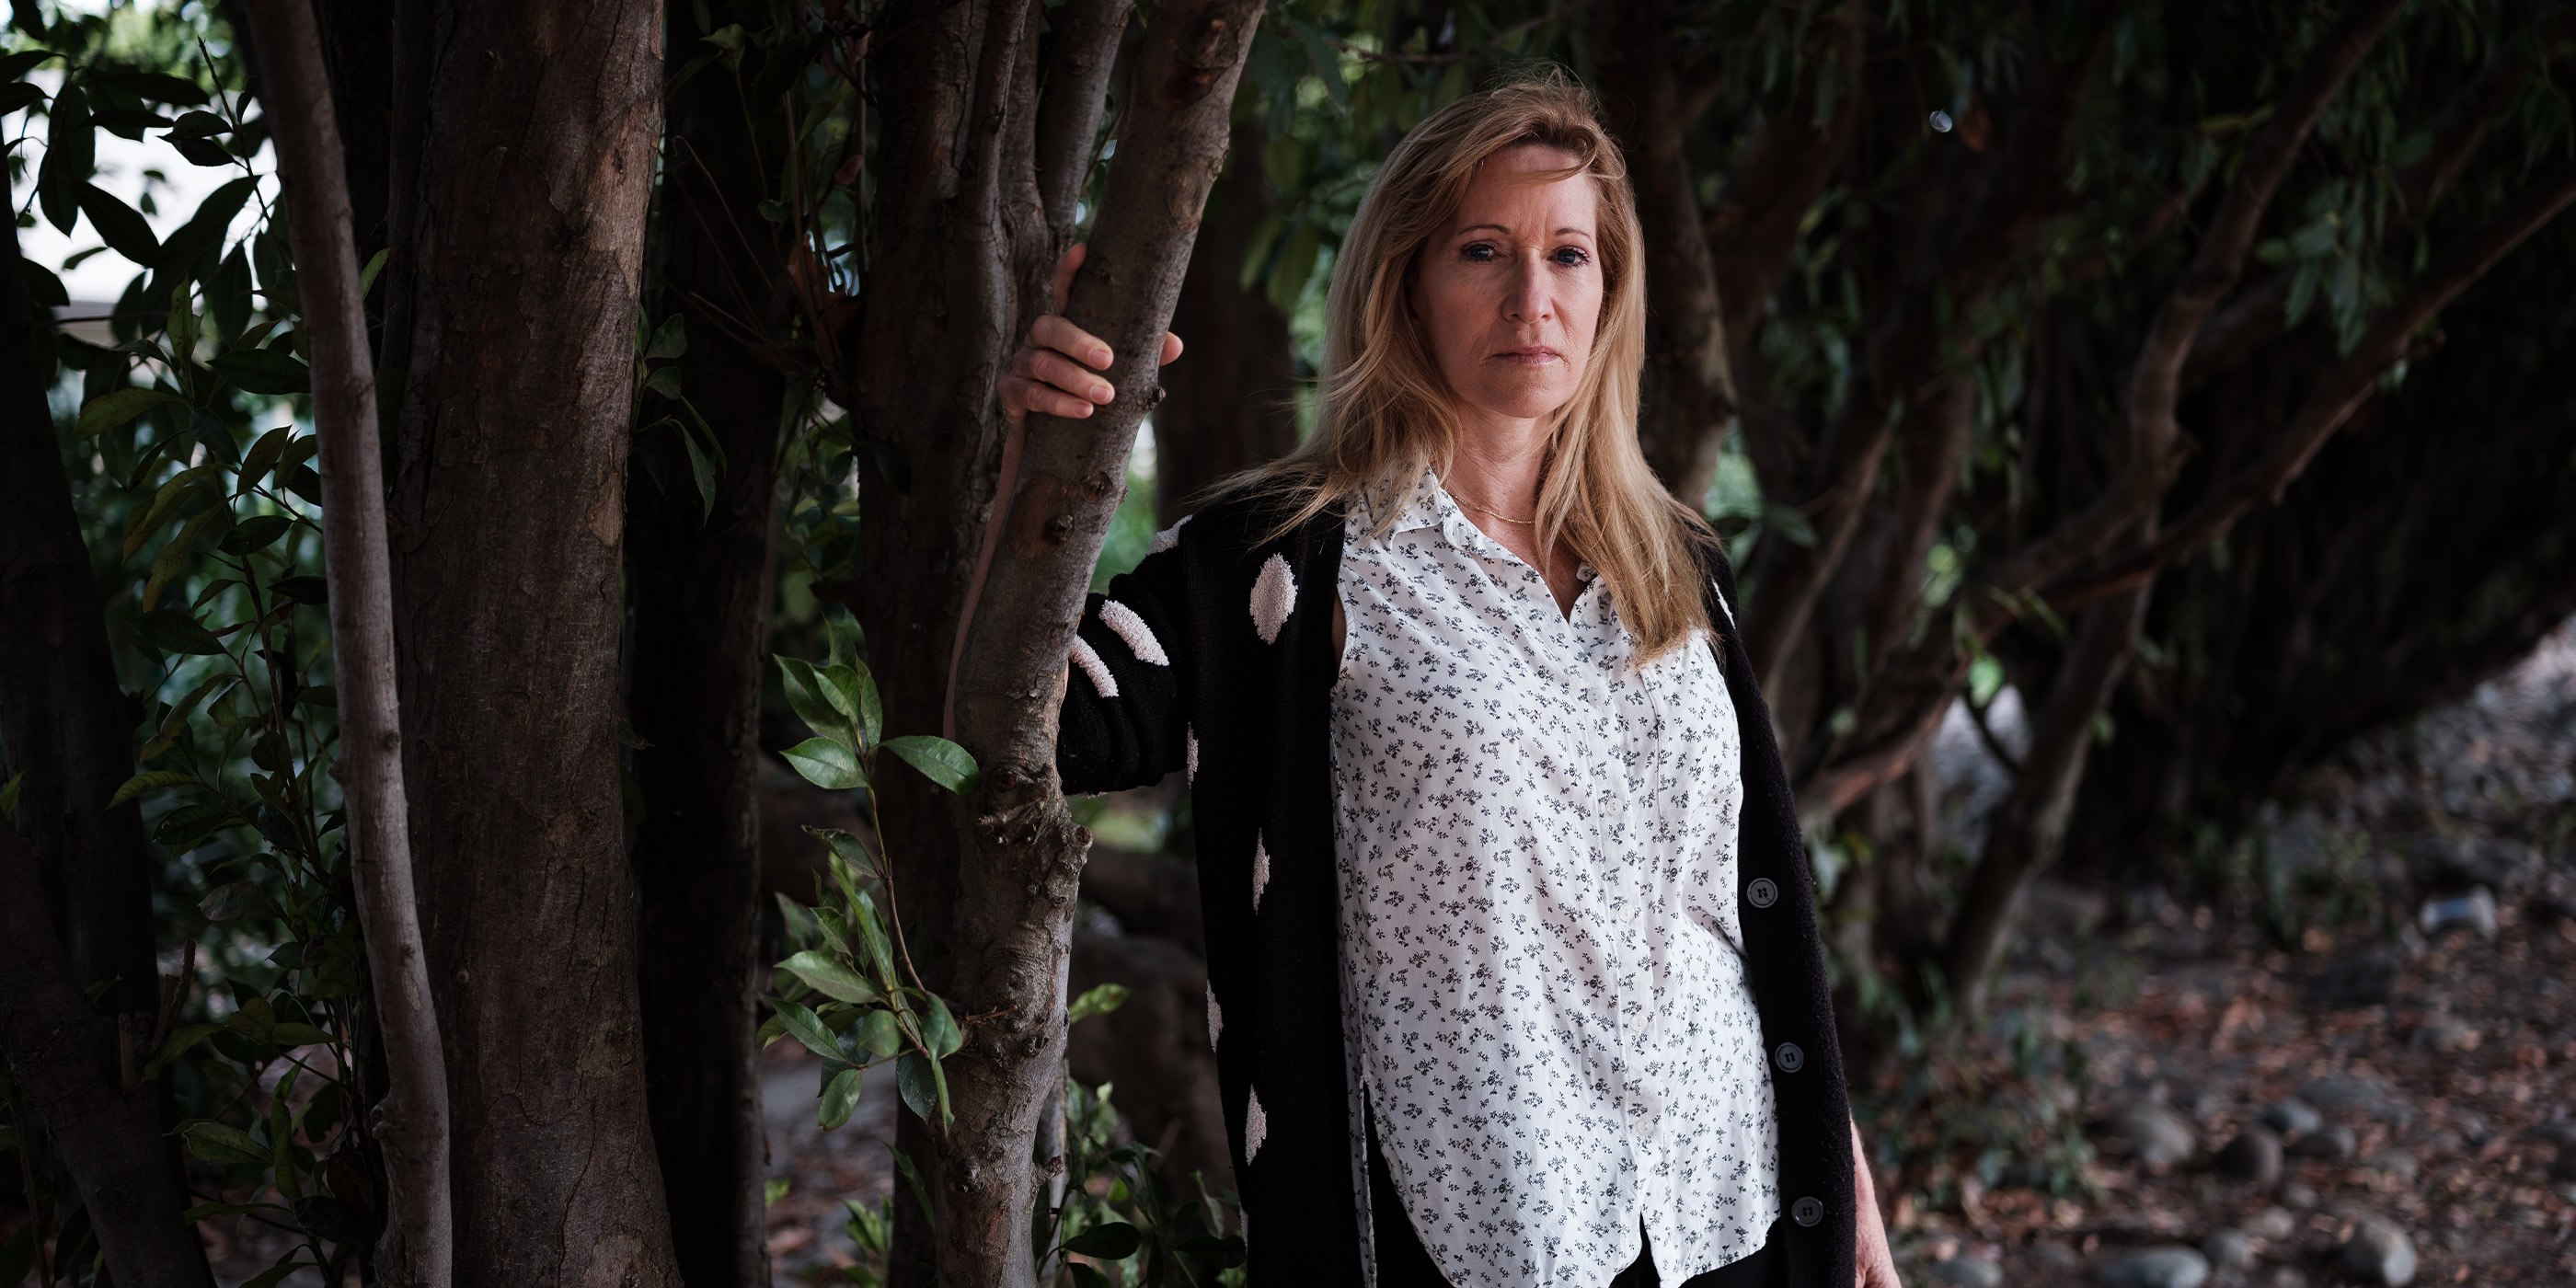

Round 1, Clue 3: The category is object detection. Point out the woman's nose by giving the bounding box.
[1502,255,1551,324]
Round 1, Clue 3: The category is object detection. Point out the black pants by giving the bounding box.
[1366,1110,1787,1288]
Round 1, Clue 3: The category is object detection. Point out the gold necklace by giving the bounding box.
[1455,495,1536,525]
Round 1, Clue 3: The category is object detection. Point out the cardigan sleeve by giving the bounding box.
[1055,529,1192,795]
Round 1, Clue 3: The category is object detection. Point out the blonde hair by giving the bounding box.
[1236,73,1714,658]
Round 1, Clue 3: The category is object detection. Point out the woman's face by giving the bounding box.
[1411,144,1604,434]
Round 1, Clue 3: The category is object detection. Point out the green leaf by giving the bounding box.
[882,735,980,795]
[237,424,294,490]
[0,82,40,116]
[200,880,273,922]
[359,247,390,297]
[782,736,865,791]
[90,70,210,106]
[1069,1265,1111,1288]
[268,1022,336,1048]
[241,1257,312,1288]
[0,50,63,81]
[272,575,329,605]
[823,605,863,671]
[167,109,229,140]
[0,772,20,822]
[130,607,227,656]
[293,1194,375,1248]
[802,826,879,882]
[770,998,844,1063]
[108,769,195,808]
[0,1226,28,1288]
[174,133,232,167]
[1063,1221,1144,1259]
[818,1066,863,1130]
[921,993,963,1058]
[1067,983,1130,1026]
[122,462,217,560]
[645,313,687,360]
[212,346,313,395]
[77,183,160,263]
[145,1022,221,1077]
[1177,1233,1248,1268]
[781,949,879,1005]
[77,385,187,437]
[218,513,291,556]
[179,1121,269,1165]
[896,1050,938,1123]
[678,420,717,520]
[1267,219,1322,313]
[776,657,850,745]
[1288,17,1349,110]
[856,1007,903,1062]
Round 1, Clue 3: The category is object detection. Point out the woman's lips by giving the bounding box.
[1494,346,1560,365]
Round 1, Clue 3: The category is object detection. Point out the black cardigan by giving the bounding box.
[1057,490,1855,1287]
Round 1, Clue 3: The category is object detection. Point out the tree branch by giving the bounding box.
[2051,160,2576,613]
[1982,0,2410,600]
[241,1,452,1282]
[2183,17,2547,389]
[941,4,1265,1284]
[1033,0,1134,240]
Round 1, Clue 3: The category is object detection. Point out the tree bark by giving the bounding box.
[0,155,214,1288]
[627,5,795,1282]
[245,0,453,1280]
[940,2,1262,1282]
[1594,0,1737,512]
[0,828,216,1288]
[0,209,157,1031]
[852,3,1049,1278]
[1156,117,1297,518]
[383,0,678,1281]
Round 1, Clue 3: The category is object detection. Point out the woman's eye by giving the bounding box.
[1551,247,1591,267]
[1461,242,1499,261]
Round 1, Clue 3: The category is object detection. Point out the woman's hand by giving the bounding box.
[1000,243,1184,431]
[1852,1117,1902,1286]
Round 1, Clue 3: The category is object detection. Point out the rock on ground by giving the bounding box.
[2340,1216,2417,1286]
[2099,1245,2212,1288]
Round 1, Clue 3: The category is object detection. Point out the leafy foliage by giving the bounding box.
[765,613,982,1131]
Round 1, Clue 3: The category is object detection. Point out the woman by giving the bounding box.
[1008,78,1901,1288]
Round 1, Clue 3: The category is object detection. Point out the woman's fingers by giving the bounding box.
[1029,314,1114,371]
[1011,346,1117,405]
[1162,330,1184,365]
[1001,373,1099,420]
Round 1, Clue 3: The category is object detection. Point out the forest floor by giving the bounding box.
[749,623,2576,1286]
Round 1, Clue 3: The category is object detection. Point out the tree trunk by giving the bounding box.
[1156,116,1297,519]
[627,5,794,1282]
[383,0,679,1281]
[939,3,1264,1282]
[1593,0,1736,512]
[0,829,216,1288]
[1938,587,2147,1018]
[0,212,157,1031]
[852,2,1049,1280]
[0,157,214,1288]
[245,0,454,1279]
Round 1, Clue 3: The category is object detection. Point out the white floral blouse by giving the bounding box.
[1329,473,1781,1288]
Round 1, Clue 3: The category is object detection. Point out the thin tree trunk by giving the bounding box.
[244,1,453,1279]
[383,0,679,1281]
[627,6,793,1282]
[853,2,1044,1278]
[941,3,1263,1282]
[1156,116,1297,518]
[0,161,215,1288]
[1938,586,2148,1018]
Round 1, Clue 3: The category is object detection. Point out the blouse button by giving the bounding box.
[1746,878,1778,908]
[1791,1196,1824,1227]
[1774,1041,1805,1073]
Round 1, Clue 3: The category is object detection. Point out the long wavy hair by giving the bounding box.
[1236,73,1714,659]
